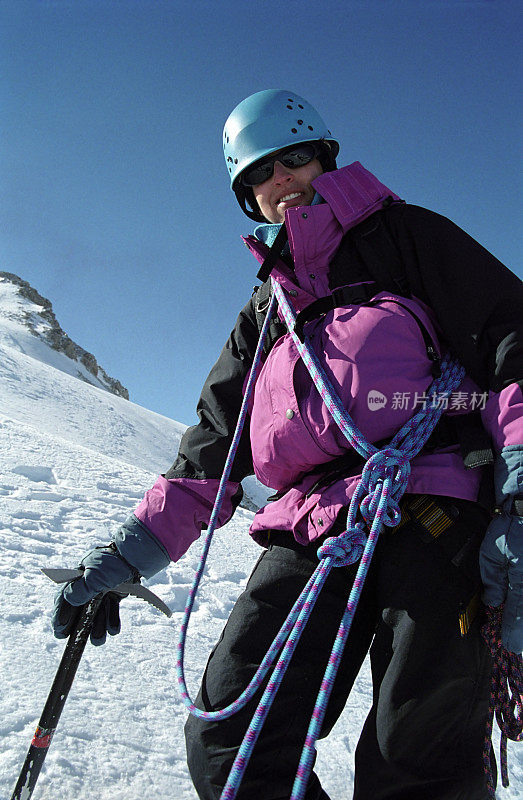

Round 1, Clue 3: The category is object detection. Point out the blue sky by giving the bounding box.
[1,0,521,428]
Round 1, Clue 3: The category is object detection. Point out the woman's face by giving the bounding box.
[252,157,323,223]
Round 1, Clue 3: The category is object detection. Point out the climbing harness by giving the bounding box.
[175,278,519,799]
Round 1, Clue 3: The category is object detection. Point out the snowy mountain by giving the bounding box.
[0,272,129,399]
[0,275,520,799]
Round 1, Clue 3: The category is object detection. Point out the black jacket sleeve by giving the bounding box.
[165,295,260,484]
[385,204,523,392]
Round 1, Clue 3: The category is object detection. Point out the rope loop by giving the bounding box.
[481,605,523,796]
[360,492,402,528]
[360,448,410,494]
[317,524,367,567]
[177,281,472,800]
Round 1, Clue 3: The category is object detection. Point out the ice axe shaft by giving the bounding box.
[11,569,171,800]
[10,593,104,800]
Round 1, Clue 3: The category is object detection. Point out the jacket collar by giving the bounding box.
[311,161,402,230]
[242,162,402,296]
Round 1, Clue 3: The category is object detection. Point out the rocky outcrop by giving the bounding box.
[0,271,129,399]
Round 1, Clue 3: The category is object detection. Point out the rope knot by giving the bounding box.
[317,524,367,567]
[360,494,402,527]
[361,448,410,492]
[358,448,410,528]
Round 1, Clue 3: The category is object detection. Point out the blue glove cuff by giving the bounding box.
[494,445,523,509]
[113,515,170,579]
[480,510,523,653]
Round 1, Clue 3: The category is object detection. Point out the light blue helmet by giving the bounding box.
[223,89,339,221]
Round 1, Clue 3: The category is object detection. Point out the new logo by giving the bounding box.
[367,390,387,411]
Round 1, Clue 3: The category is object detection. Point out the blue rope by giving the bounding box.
[220,283,465,799]
[176,279,466,800]
[175,290,280,719]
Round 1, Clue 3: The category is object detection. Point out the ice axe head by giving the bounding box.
[42,567,172,617]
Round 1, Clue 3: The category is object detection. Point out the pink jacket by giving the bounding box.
[135,163,522,560]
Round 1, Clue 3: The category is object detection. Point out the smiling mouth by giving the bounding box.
[277,192,302,205]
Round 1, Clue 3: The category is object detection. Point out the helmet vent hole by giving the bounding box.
[234,158,238,164]
[287,104,293,110]
[297,119,303,124]
[291,128,297,133]
[298,104,304,109]
[308,125,314,131]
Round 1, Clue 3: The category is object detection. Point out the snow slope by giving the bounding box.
[0,273,129,400]
[0,283,521,799]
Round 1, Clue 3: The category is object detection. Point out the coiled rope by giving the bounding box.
[175,277,514,799]
[481,605,523,797]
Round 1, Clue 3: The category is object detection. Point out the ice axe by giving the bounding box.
[11,568,172,800]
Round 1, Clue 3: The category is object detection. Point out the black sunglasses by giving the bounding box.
[241,143,320,187]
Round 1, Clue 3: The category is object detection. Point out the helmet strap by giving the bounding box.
[234,184,266,222]
[256,223,289,282]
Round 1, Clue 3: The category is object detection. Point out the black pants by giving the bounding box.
[185,496,493,800]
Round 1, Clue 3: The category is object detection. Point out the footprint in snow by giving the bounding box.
[166,585,199,613]
[213,570,247,583]
[210,597,235,619]
[12,465,58,484]
[95,481,145,502]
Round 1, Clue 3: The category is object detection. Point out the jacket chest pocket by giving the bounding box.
[250,333,347,490]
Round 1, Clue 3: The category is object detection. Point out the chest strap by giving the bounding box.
[294,289,442,378]
[293,283,377,341]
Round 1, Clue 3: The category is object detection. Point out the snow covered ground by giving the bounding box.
[0,280,520,799]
